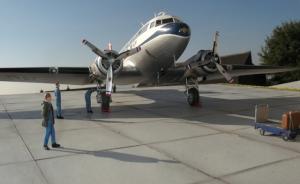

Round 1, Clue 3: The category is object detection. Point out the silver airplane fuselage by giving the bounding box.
[120,13,191,81]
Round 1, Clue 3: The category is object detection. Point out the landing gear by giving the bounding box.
[185,78,200,107]
[113,84,117,93]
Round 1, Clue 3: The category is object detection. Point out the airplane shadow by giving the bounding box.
[52,146,178,164]
[0,89,300,127]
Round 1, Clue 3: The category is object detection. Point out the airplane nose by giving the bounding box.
[160,22,191,37]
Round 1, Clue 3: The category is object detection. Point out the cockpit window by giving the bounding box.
[137,23,149,36]
[150,21,155,28]
[162,18,174,24]
[156,20,162,26]
[173,18,181,23]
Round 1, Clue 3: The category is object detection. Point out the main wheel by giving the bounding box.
[259,129,265,136]
[101,93,111,112]
[187,88,199,106]
[282,135,289,141]
[289,133,297,140]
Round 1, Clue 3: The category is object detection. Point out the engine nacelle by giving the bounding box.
[89,50,123,81]
[188,50,220,75]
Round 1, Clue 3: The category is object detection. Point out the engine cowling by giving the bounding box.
[188,50,220,75]
[89,50,123,81]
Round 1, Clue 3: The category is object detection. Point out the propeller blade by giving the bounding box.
[215,62,234,83]
[105,64,113,95]
[116,46,141,60]
[212,31,219,55]
[211,31,234,83]
[82,39,108,59]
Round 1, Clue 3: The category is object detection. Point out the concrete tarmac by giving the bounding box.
[1,84,300,184]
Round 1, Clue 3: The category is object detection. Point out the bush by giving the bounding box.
[259,21,300,83]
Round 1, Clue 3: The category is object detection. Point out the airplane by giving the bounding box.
[0,12,294,112]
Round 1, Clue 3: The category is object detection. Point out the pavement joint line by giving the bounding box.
[96,121,229,184]
[185,118,300,154]
[219,154,300,179]
[190,178,231,184]
[89,117,201,125]
[31,122,223,162]
[0,159,33,168]
[15,124,104,136]
[0,102,51,184]
[34,132,221,162]
[33,131,222,162]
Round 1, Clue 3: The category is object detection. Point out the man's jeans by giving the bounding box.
[44,121,56,146]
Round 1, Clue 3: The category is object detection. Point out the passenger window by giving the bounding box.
[156,20,162,26]
[162,18,174,24]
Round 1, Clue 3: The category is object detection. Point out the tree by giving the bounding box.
[259,21,300,83]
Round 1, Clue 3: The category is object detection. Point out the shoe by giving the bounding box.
[57,116,64,119]
[52,143,61,148]
[43,145,50,150]
[87,110,93,113]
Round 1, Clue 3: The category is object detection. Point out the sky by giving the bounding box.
[0,0,299,68]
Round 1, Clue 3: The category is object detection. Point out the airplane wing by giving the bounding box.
[0,67,144,85]
[150,49,297,86]
[202,65,296,82]
[0,67,91,85]
[151,64,297,86]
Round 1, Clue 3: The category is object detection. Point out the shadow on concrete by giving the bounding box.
[53,147,179,164]
[0,89,300,127]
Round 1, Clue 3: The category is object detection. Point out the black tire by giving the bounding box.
[259,129,265,136]
[282,135,289,141]
[101,93,110,112]
[187,88,199,106]
[289,133,297,140]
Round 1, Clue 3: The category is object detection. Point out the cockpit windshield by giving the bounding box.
[154,18,180,27]
[162,18,174,24]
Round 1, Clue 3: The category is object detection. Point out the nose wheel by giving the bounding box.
[101,93,111,112]
[96,85,112,112]
[187,87,200,106]
[185,77,200,107]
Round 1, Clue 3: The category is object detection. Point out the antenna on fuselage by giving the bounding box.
[157,11,167,16]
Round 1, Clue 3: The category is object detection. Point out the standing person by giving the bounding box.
[85,88,96,113]
[42,93,61,150]
[54,81,64,119]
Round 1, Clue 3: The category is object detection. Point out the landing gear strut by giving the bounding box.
[185,78,200,107]
[113,84,117,93]
[96,84,111,112]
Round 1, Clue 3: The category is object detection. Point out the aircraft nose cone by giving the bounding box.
[161,22,191,37]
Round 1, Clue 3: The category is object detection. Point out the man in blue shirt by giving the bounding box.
[54,81,64,119]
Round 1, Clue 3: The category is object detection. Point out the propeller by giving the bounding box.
[82,39,141,95]
[211,32,234,83]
